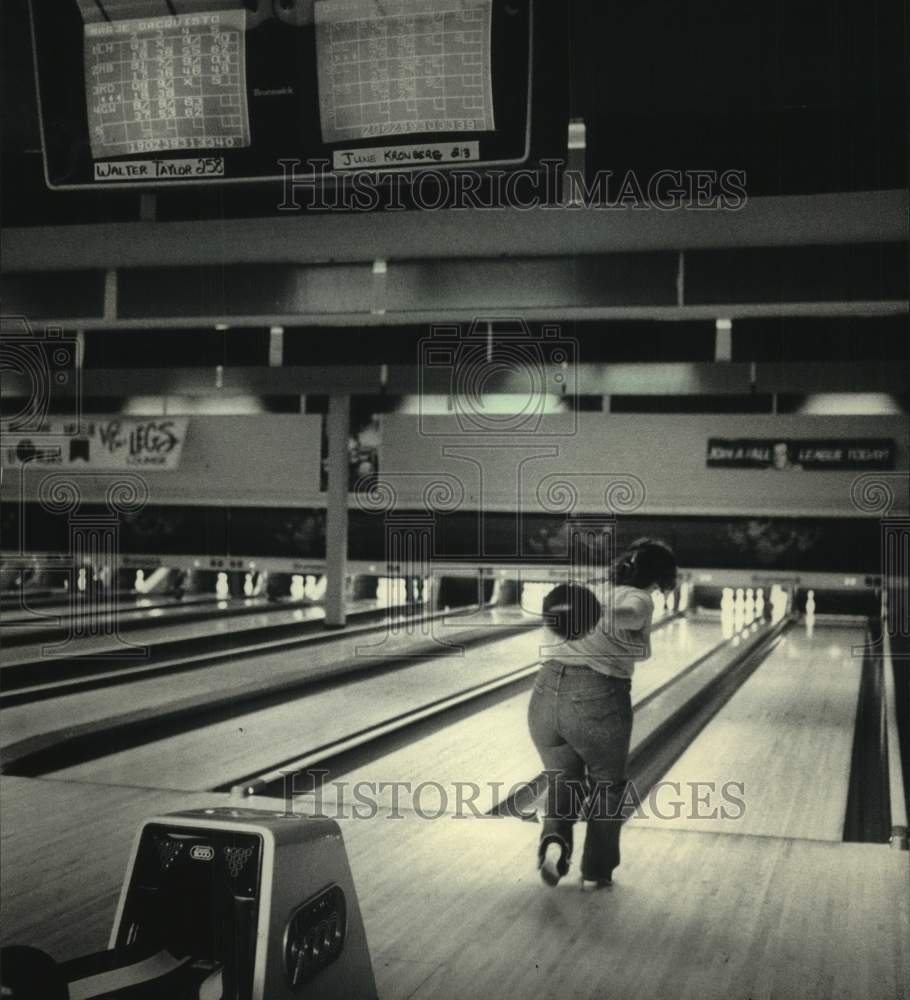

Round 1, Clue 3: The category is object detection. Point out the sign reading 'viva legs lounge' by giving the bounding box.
[1,419,189,470]
[707,439,896,470]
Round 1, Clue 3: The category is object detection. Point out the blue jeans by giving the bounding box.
[527,660,633,881]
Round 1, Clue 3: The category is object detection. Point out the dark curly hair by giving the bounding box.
[612,537,678,593]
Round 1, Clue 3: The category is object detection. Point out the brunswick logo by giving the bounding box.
[189,845,215,862]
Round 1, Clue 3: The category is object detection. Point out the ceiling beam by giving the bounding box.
[5,302,905,330]
[2,362,905,398]
[2,190,907,273]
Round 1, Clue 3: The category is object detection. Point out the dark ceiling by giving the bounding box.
[1,0,907,227]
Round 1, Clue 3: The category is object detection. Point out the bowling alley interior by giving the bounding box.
[1,0,909,998]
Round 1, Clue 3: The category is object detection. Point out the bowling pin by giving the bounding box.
[243,572,254,597]
[805,589,816,637]
[733,588,745,631]
[720,588,733,622]
[806,589,816,616]
[135,569,145,593]
[290,575,305,601]
[745,588,755,623]
[216,571,230,600]
[522,582,546,616]
[755,588,765,620]
[721,587,735,634]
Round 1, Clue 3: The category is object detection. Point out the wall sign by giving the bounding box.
[1,418,189,470]
[707,438,895,471]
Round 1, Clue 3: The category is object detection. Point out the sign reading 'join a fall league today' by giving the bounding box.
[706,438,896,471]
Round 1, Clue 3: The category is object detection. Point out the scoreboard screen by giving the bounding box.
[84,11,250,159]
[29,0,564,190]
[315,0,495,144]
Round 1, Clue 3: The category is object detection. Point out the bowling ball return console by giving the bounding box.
[0,808,377,999]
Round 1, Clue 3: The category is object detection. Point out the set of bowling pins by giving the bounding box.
[289,574,326,602]
[720,586,767,638]
[217,571,259,599]
[651,590,677,619]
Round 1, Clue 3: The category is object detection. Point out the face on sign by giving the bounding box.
[772,443,791,470]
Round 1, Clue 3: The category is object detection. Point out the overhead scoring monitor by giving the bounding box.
[29,0,564,189]
[84,9,251,162]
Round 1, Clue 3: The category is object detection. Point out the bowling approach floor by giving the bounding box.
[2,619,908,999]
[2,777,908,1000]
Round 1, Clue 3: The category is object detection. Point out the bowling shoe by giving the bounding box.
[581,875,613,891]
[538,837,570,886]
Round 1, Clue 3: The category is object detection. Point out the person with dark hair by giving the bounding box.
[528,537,678,890]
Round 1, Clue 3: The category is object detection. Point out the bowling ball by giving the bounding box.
[543,583,602,640]
[0,945,69,999]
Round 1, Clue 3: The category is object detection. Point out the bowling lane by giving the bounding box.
[1,596,370,666]
[631,623,866,841]
[1,607,526,752]
[0,592,216,628]
[43,620,548,791]
[314,617,727,814]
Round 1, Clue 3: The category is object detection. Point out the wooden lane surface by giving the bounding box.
[43,626,548,791]
[2,777,907,1000]
[317,618,723,815]
[0,592,216,629]
[2,607,531,751]
[631,624,865,841]
[1,596,327,662]
[0,596,415,669]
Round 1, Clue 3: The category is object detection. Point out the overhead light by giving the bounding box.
[269,326,284,367]
[799,393,904,415]
[714,318,733,361]
[124,396,166,415]
[215,323,230,331]
[156,395,267,415]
